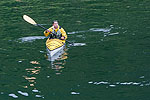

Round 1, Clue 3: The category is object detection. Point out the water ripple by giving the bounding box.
[32,89,40,93]
[88,80,150,87]
[18,36,46,42]
[8,93,18,98]
[68,28,111,34]
[89,28,111,32]
[18,91,29,96]
[35,95,44,98]
[72,43,86,46]
[71,91,80,95]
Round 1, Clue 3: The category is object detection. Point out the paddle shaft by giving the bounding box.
[37,24,47,30]
[66,40,73,45]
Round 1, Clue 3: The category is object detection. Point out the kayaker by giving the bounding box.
[44,20,67,40]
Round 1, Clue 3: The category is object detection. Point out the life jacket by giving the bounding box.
[50,26,62,39]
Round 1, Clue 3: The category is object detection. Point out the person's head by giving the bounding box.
[52,20,59,29]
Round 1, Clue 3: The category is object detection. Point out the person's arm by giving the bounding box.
[44,28,53,37]
[60,28,67,40]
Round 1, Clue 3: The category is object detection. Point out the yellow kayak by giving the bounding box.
[46,38,65,57]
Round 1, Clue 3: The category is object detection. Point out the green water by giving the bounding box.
[0,0,150,99]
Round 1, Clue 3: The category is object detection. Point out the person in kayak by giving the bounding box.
[44,20,67,40]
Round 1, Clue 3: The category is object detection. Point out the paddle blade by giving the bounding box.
[23,15,37,26]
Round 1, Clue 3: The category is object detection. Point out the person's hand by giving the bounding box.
[61,36,65,40]
[45,30,51,33]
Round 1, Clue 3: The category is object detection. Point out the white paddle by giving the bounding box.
[23,15,48,30]
[23,15,37,26]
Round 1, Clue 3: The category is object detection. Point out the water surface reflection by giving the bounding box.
[47,48,68,75]
[23,61,44,98]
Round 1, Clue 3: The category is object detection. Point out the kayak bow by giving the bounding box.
[46,38,65,57]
